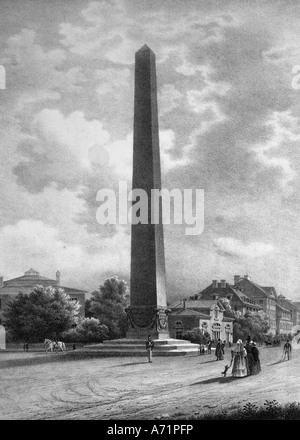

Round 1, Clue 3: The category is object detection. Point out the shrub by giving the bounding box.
[62,318,109,343]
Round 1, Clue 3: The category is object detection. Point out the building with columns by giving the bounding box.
[0,268,86,323]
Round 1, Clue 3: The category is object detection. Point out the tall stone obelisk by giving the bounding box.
[126,44,170,340]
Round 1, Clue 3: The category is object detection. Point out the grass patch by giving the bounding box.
[182,400,300,420]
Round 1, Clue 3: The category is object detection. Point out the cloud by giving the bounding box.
[214,236,275,258]
[34,109,111,168]
[0,219,130,290]
[158,84,184,115]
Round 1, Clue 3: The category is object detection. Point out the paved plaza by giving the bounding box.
[0,345,299,420]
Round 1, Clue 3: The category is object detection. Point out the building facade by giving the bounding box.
[169,299,234,344]
[234,275,278,333]
[195,279,263,316]
[0,268,86,323]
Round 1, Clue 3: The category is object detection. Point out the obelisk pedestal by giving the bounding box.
[126,44,170,340]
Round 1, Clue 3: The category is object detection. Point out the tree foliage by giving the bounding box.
[182,328,211,345]
[85,276,129,340]
[3,286,80,342]
[62,318,109,343]
[233,312,270,343]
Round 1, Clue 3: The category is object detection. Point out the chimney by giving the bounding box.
[234,275,240,285]
[244,274,250,280]
[182,299,186,309]
[220,279,226,288]
[0,276,3,288]
[212,280,218,288]
[56,271,60,285]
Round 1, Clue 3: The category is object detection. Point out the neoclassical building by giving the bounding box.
[0,268,86,323]
[168,298,234,344]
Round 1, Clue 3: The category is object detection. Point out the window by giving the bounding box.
[71,298,78,302]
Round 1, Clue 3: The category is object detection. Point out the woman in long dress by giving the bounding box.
[231,339,247,378]
[251,342,261,374]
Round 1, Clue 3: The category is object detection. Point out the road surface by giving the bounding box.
[0,345,299,419]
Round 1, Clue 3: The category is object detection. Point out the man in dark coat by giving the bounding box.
[146,335,154,363]
[251,342,261,374]
[283,340,292,360]
[244,337,254,375]
[215,339,223,360]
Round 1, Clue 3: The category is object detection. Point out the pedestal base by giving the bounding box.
[125,305,170,340]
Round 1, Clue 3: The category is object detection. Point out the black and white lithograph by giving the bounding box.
[0,0,300,424]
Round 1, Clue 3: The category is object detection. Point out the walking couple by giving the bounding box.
[230,337,261,378]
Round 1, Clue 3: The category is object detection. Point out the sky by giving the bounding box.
[0,0,300,302]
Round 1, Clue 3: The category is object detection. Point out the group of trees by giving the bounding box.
[4,276,280,345]
[4,277,129,343]
[219,297,271,343]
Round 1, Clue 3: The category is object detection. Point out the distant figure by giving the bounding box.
[221,340,226,355]
[25,343,28,352]
[251,342,261,374]
[231,339,247,378]
[146,335,154,363]
[52,332,58,348]
[283,340,292,360]
[215,339,224,361]
[207,340,212,354]
[244,339,254,376]
[23,343,26,352]
[73,343,76,350]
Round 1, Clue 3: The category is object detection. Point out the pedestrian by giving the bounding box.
[244,338,254,376]
[283,340,292,360]
[231,339,247,378]
[23,343,26,352]
[221,340,226,356]
[73,343,76,350]
[25,343,28,352]
[251,341,261,374]
[207,340,212,354]
[215,339,224,360]
[146,335,154,363]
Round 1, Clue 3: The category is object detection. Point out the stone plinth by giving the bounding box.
[82,339,200,357]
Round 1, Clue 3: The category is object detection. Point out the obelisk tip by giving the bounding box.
[136,44,153,54]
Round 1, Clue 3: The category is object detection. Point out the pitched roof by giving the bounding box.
[236,278,275,299]
[170,299,225,311]
[197,281,262,309]
[171,309,211,319]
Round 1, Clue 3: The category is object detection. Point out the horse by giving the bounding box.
[44,338,66,353]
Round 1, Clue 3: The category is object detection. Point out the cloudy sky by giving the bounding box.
[0,0,300,302]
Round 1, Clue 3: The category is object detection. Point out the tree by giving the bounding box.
[62,318,109,343]
[3,285,80,342]
[233,312,270,343]
[86,276,129,340]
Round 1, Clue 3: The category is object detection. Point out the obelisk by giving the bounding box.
[126,45,170,339]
